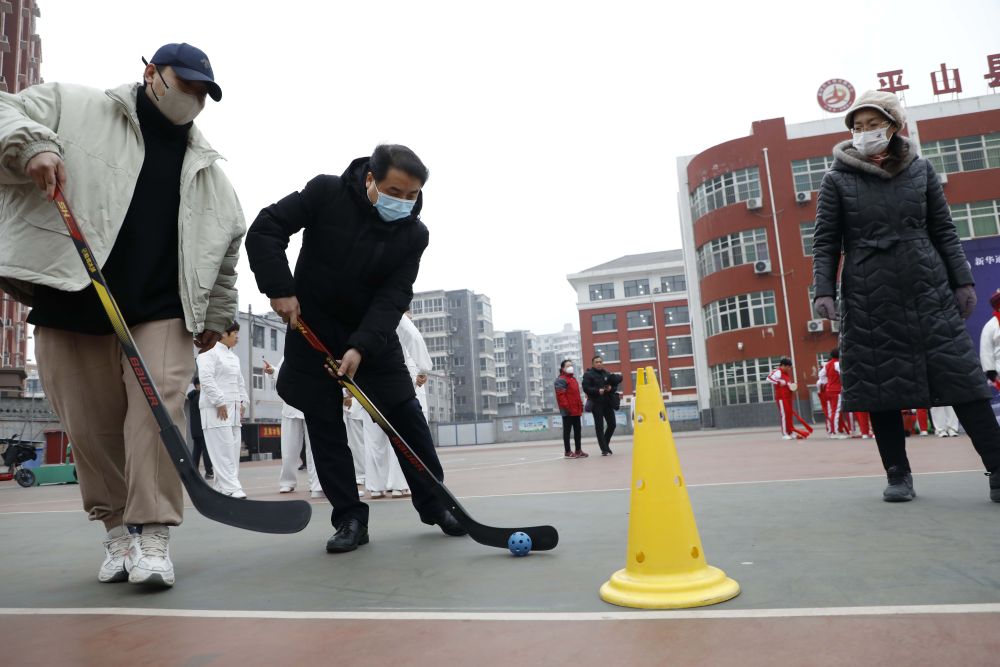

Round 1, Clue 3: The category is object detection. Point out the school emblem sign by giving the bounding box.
[817,79,856,113]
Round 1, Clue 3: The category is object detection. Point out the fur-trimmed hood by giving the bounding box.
[832,135,918,179]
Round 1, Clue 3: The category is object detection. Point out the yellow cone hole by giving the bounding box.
[674,475,683,487]
[691,546,700,559]
[636,551,646,564]
[636,479,645,490]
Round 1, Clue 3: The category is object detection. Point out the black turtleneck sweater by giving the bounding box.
[27,85,189,334]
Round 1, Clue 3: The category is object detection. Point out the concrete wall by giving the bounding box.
[710,399,820,430]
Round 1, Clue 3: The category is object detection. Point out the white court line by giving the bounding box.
[0,603,998,621]
[446,455,566,473]
[0,468,986,515]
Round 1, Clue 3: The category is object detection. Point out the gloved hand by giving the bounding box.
[813,296,836,320]
[954,285,977,319]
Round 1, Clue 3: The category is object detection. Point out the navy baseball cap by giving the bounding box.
[149,42,222,101]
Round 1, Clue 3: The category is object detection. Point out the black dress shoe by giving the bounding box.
[421,509,468,537]
[298,463,307,471]
[326,518,369,553]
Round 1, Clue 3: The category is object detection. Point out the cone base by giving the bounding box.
[599,565,740,609]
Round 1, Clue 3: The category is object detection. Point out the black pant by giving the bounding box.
[870,399,1000,473]
[306,397,447,528]
[593,403,617,453]
[562,415,581,453]
[191,435,213,474]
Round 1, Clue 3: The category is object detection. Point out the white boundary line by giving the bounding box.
[0,469,987,515]
[0,603,998,621]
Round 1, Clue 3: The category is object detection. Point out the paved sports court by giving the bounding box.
[2,427,998,666]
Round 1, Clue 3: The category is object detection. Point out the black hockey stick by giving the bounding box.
[294,318,558,551]
[53,188,311,534]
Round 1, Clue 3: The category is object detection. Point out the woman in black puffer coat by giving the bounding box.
[811,90,1000,503]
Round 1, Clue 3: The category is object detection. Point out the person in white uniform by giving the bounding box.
[196,322,249,498]
[264,358,322,497]
[365,313,432,498]
[343,391,366,497]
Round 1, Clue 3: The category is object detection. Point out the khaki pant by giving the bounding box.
[35,319,195,530]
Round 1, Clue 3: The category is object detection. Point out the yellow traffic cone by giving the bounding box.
[599,367,740,609]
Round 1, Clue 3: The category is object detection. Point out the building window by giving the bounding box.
[426,337,447,353]
[250,324,264,348]
[591,313,617,332]
[791,155,835,193]
[710,357,783,406]
[432,356,447,371]
[669,367,697,389]
[454,357,465,367]
[628,339,656,360]
[800,221,815,256]
[660,275,686,294]
[252,367,264,390]
[950,200,1000,239]
[703,291,778,337]
[624,279,650,297]
[589,283,615,300]
[594,342,620,363]
[690,166,762,221]
[270,328,278,351]
[626,309,653,329]
[417,317,446,333]
[696,228,769,279]
[496,366,507,378]
[921,133,1000,174]
[666,336,693,356]
[663,305,690,326]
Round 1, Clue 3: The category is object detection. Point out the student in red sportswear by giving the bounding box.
[817,363,833,436]
[822,349,851,438]
[767,357,811,440]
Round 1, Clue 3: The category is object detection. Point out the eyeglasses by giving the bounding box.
[851,122,890,134]
[141,56,170,101]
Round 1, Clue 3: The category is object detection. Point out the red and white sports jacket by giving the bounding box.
[822,359,842,394]
[766,367,793,401]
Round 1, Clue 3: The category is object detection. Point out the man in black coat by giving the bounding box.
[245,144,466,552]
[582,355,622,456]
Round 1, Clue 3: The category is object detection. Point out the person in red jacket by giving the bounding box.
[822,349,851,438]
[767,357,812,440]
[554,359,588,459]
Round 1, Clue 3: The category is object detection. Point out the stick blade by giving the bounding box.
[185,476,312,534]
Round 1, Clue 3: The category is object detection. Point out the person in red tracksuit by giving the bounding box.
[822,349,851,438]
[854,411,874,439]
[554,359,588,459]
[767,357,811,440]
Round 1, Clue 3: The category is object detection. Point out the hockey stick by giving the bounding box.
[294,318,559,551]
[53,188,311,534]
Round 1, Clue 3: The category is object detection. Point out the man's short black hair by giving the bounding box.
[830,348,840,359]
[370,144,429,185]
[224,321,240,335]
[779,357,793,367]
[592,355,603,363]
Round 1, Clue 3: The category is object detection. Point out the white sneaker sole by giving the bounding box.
[128,567,175,587]
[98,566,128,583]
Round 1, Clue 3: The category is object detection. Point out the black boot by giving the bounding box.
[988,469,1000,503]
[421,509,468,537]
[326,518,369,553]
[883,465,915,502]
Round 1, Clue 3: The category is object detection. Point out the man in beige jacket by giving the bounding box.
[0,43,245,588]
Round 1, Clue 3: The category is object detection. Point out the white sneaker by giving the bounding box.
[98,525,132,583]
[357,487,364,498]
[391,489,404,498]
[370,490,385,498]
[782,435,792,440]
[227,489,247,499]
[312,490,326,499]
[125,525,174,587]
[279,486,295,493]
[919,431,928,436]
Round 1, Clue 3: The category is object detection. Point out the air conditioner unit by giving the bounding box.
[806,319,824,333]
[753,260,771,274]
[746,197,763,211]
[939,172,948,184]
[795,191,812,204]
[830,321,840,333]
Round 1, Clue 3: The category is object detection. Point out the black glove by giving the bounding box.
[813,296,836,320]
[987,370,998,383]
[954,285,976,320]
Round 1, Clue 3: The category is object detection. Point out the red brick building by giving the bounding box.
[566,251,702,426]
[0,0,41,396]
[678,94,1000,428]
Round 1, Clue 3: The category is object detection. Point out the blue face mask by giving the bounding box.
[373,184,416,222]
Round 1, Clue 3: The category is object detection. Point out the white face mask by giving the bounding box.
[151,80,205,125]
[564,366,574,375]
[852,127,890,156]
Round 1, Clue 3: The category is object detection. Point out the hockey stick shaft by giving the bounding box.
[294,318,558,550]
[52,188,311,533]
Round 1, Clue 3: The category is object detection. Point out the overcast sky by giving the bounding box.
[33,0,1000,339]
